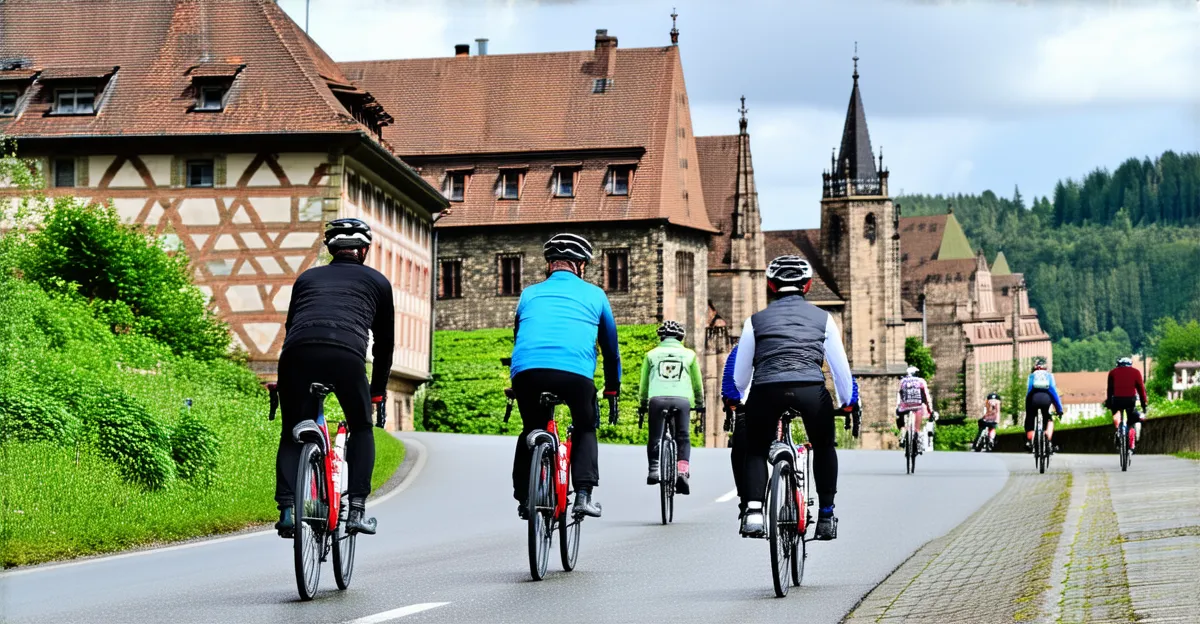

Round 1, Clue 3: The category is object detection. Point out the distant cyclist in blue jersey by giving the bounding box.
[1024,357,1063,452]
[509,233,621,519]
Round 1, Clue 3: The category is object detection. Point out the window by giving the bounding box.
[592,78,612,94]
[498,170,521,200]
[606,166,632,196]
[444,171,466,201]
[187,160,214,188]
[53,158,75,188]
[498,255,522,296]
[53,88,96,114]
[439,260,462,299]
[553,168,575,198]
[605,250,629,292]
[828,214,843,256]
[676,251,694,296]
[864,213,877,244]
[0,90,17,116]
[196,85,227,111]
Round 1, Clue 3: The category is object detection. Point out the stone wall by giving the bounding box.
[995,412,1200,454]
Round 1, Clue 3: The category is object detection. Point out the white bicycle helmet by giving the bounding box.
[766,255,813,291]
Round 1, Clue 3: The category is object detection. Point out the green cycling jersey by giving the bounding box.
[637,338,705,409]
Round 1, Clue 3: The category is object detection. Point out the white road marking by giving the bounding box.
[715,488,737,503]
[0,435,429,577]
[344,602,449,623]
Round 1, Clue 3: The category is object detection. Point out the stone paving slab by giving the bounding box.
[842,453,1200,624]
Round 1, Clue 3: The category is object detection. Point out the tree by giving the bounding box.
[904,336,937,382]
[1012,185,1025,211]
[1147,318,1200,398]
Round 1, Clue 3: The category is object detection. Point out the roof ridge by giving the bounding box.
[340,45,679,66]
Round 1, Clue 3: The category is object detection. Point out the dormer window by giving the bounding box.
[0,90,17,116]
[606,165,633,196]
[552,166,579,198]
[53,87,96,115]
[593,78,612,94]
[496,167,525,200]
[196,85,227,111]
[443,171,468,202]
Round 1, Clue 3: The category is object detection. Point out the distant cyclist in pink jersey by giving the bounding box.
[895,366,934,453]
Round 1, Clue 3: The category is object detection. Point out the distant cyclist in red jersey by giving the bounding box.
[1107,356,1147,451]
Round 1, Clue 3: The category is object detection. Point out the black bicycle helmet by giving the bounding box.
[987,392,1000,401]
[543,233,593,262]
[766,255,813,289]
[324,218,372,251]
[657,320,685,340]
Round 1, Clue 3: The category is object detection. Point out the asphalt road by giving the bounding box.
[0,433,1007,624]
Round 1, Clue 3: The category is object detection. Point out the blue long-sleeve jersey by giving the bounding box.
[721,345,740,401]
[1027,370,1064,412]
[510,270,621,391]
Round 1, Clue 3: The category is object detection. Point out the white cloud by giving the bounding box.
[1018,7,1200,105]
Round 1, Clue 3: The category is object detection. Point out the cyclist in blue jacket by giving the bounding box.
[509,233,621,519]
[1024,358,1063,451]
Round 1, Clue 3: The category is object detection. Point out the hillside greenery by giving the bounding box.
[897,150,1200,351]
[1052,328,1134,372]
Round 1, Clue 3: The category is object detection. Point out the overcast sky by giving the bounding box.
[281,0,1200,230]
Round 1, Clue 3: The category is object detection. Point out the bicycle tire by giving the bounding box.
[1037,435,1047,474]
[331,493,356,590]
[1119,425,1129,472]
[791,461,806,588]
[527,442,555,581]
[906,430,917,475]
[293,443,325,601]
[768,460,795,597]
[558,507,581,571]
[660,437,675,525]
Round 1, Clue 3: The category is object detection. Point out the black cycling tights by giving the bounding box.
[647,396,692,463]
[275,344,374,509]
[732,382,836,510]
[511,368,599,504]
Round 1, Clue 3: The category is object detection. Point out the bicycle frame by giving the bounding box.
[770,414,812,535]
[545,415,572,519]
[309,387,344,533]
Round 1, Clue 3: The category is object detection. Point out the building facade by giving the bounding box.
[0,0,448,430]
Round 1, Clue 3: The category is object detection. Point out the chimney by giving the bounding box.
[593,29,618,78]
[594,29,617,51]
[475,38,489,56]
[454,44,470,57]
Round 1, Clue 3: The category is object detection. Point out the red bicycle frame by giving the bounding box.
[546,418,572,518]
[309,417,345,532]
[795,442,812,535]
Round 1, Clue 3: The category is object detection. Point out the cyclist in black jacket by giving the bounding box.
[274,218,393,537]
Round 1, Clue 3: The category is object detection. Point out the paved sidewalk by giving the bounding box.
[843,452,1200,623]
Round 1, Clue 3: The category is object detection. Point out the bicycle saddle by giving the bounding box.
[539,392,564,406]
[309,382,333,396]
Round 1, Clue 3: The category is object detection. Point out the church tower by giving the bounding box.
[725,97,767,330]
[819,52,906,419]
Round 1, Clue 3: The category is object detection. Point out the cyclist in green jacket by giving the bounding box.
[639,320,705,495]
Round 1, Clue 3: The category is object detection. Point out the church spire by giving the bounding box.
[833,42,878,188]
[732,96,758,239]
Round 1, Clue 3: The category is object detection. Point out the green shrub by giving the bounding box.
[82,387,175,490]
[171,407,220,484]
[0,382,77,445]
[934,422,976,451]
[1183,386,1200,404]
[18,200,229,360]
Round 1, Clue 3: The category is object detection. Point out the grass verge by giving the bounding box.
[0,429,405,568]
[1174,451,1200,460]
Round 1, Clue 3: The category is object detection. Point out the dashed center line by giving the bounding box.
[344,602,450,624]
[715,488,737,503]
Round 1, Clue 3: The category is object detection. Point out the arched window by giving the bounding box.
[864,213,877,244]
[870,339,877,365]
[828,214,843,256]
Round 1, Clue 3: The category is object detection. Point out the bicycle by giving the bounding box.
[501,362,619,581]
[972,421,996,453]
[1114,405,1139,472]
[1031,408,1054,474]
[638,403,703,525]
[900,409,922,474]
[763,407,813,597]
[267,382,384,601]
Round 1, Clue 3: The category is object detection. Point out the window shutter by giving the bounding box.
[215,155,227,186]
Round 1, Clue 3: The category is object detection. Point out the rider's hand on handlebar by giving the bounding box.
[372,395,387,428]
[605,392,619,425]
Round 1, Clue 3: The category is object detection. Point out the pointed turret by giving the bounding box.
[992,251,1012,276]
[835,51,877,184]
[732,95,758,239]
[937,212,974,260]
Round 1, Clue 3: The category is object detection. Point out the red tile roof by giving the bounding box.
[341,42,715,232]
[696,134,738,267]
[1054,371,1108,404]
[763,229,842,302]
[0,0,369,139]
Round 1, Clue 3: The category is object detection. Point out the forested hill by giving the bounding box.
[896,150,1200,355]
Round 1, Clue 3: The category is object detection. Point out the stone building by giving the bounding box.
[0,0,448,430]
[342,30,721,347]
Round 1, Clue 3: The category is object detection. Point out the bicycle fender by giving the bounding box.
[292,420,328,454]
[768,441,795,466]
[525,430,555,450]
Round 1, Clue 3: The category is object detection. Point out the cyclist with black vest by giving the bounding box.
[510,233,621,520]
[274,218,392,537]
[731,255,857,541]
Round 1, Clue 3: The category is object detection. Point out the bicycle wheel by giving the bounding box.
[331,494,356,590]
[527,442,555,581]
[791,465,807,587]
[1037,435,1047,474]
[293,443,326,601]
[660,438,675,525]
[768,460,796,597]
[905,431,916,474]
[1119,425,1129,472]
[558,507,581,571]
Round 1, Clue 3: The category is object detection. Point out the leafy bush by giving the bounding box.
[83,387,176,490]
[0,381,77,445]
[1184,386,1200,404]
[905,337,937,382]
[934,422,976,451]
[1148,318,1200,397]
[171,407,220,484]
[17,201,229,360]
